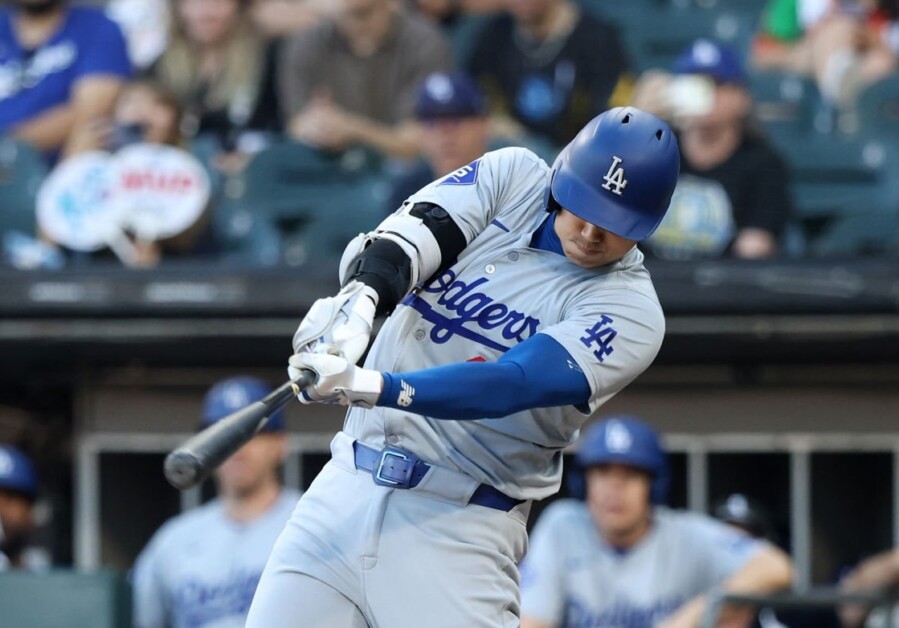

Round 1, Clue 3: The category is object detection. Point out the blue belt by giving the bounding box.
[352,441,524,512]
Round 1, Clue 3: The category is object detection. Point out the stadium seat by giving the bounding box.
[445,12,496,69]
[220,141,389,261]
[605,5,759,73]
[855,75,899,147]
[212,203,283,267]
[0,569,131,628]
[749,71,822,140]
[0,137,48,236]
[777,134,899,256]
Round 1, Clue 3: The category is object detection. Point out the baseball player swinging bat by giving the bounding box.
[163,369,315,490]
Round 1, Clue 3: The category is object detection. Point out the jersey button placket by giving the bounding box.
[508,251,519,261]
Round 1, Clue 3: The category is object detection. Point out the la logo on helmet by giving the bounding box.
[601,156,628,196]
[606,421,632,453]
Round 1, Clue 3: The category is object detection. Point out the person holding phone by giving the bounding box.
[631,40,793,261]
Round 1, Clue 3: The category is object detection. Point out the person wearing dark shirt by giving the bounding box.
[386,71,490,213]
[465,0,632,148]
[150,0,281,156]
[633,39,793,260]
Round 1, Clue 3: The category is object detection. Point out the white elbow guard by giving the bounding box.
[338,205,443,291]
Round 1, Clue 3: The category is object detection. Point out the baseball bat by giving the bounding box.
[163,369,316,490]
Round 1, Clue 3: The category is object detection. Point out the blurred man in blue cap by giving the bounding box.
[132,376,301,628]
[0,445,39,570]
[632,39,792,261]
[387,71,490,212]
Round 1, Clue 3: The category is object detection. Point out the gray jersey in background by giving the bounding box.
[521,499,764,627]
[132,489,300,628]
[346,147,666,501]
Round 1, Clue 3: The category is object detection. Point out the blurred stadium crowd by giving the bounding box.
[3,0,899,270]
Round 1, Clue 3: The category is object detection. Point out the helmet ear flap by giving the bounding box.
[543,153,565,214]
[651,459,670,505]
[565,461,586,499]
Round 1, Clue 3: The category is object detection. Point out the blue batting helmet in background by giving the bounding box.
[201,376,285,432]
[567,415,670,504]
[0,445,38,500]
[547,107,680,241]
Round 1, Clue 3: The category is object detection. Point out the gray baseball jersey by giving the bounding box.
[520,500,764,627]
[247,147,669,628]
[132,489,300,628]
[346,147,665,500]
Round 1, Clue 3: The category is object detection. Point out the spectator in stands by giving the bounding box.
[67,79,185,154]
[465,0,632,149]
[150,0,281,158]
[386,72,490,213]
[132,377,301,628]
[632,39,793,260]
[0,0,132,162]
[520,417,794,628]
[279,0,453,159]
[752,0,899,128]
[839,547,899,627]
[0,445,40,571]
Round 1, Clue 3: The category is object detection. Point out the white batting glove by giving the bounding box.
[288,352,383,408]
[291,281,378,364]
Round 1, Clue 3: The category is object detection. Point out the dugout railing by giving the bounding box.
[702,587,899,628]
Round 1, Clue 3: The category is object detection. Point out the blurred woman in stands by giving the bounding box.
[150,0,282,170]
[752,0,899,131]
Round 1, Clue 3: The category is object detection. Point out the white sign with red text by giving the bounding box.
[113,144,210,240]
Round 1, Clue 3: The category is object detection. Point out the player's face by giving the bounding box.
[585,464,652,546]
[0,489,34,543]
[215,433,286,497]
[554,209,637,268]
[421,116,488,177]
[177,0,241,47]
[115,84,180,146]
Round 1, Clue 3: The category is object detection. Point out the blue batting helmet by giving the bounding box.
[201,376,285,432]
[547,107,680,241]
[567,416,670,504]
[0,445,38,500]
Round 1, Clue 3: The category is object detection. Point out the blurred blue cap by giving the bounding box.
[201,376,285,432]
[415,72,486,120]
[0,445,38,500]
[673,39,747,85]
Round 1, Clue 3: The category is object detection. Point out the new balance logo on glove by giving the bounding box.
[397,381,415,407]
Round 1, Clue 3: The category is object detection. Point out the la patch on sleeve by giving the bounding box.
[439,160,480,186]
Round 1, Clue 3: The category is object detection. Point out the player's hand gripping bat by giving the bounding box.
[163,369,315,490]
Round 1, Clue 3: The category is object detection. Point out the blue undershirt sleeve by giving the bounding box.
[377,334,591,419]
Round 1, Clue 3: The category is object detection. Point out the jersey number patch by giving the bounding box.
[579,315,617,363]
[440,160,480,186]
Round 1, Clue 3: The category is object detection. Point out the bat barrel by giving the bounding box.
[163,371,314,490]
